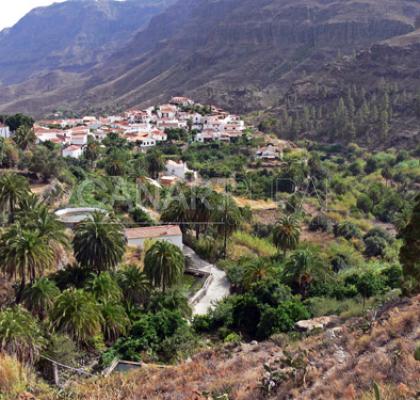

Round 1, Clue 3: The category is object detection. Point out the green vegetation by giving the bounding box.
[0,111,417,397]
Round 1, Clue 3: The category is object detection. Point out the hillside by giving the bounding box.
[0,0,420,120]
[28,295,419,400]
[0,0,175,85]
[258,29,420,149]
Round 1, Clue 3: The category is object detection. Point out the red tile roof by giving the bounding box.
[125,225,182,240]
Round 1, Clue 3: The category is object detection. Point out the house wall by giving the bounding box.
[0,126,11,138]
[127,234,183,249]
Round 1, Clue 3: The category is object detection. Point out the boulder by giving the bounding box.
[295,316,338,332]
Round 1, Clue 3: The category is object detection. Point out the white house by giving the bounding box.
[170,96,194,107]
[125,225,183,249]
[158,105,177,120]
[0,124,11,138]
[62,145,83,159]
[256,144,283,160]
[140,137,156,148]
[165,160,196,180]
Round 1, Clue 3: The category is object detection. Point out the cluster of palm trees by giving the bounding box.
[161,186,242,257]
[0,172,189,364]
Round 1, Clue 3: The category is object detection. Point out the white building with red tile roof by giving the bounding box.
[62,145,83,159]
[170,96,194,107]
[125,225,183,248]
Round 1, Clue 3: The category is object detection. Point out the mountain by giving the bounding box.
[0,0,176,85]
[0,0,420,130]
[258,29,420,149]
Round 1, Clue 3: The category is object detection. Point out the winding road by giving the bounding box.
[183,246,230,316]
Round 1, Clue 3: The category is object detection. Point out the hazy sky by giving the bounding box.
[0,1,66,30]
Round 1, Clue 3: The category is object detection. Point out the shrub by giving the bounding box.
[356,194,373,214]
[224,332,242,345]
[381,264,403,289]
[192,315,212,333]
[330,254,349,273]
[334,221,361,240]
[364,236,388,258]
[309,214,331,232]
[354,272,386,300]
[364,227,394,244]
[256,301,310,340]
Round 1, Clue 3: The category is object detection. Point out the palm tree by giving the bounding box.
[73,211,126,275]
[23,277,60,320]
[85,272,123,304]
[161,196,190,235]
[146,149,164,179]
[214,194,241,258]
[116,265,151,307]
[243,258,274,290]
[282,249,328,297]
[189,186,217,240]
[0,306,45,364]
[13,125,36,150]
[100,302,130,343]
[17,196,70,262]
[0,223,55,301]
[273,215,300,257]
[144,241,185,292]
[50,288,103,346]
[0,173,30,223]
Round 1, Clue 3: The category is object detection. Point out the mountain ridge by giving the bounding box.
[0,0,420,146]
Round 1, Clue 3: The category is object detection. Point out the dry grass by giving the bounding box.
[0,354,53,400]
[44,296,420,400]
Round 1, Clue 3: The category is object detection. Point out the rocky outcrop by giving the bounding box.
[295,316,339,332]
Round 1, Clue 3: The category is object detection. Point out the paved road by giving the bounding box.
[183,246,230,316]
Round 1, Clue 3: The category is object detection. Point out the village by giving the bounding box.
[33,97,246,156]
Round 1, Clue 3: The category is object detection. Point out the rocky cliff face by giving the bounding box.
[0,0,420,119]
[0,0,175,85]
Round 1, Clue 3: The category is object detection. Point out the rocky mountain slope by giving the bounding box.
[0,0,175,85]
[259,29,420,148]
[0,0,420,128]
[49,295,420,400]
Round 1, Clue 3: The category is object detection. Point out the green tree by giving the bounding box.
[282,249,328,297]
[22,277,60,320]
[243,259,274,290]
[0,173,30,223]
[84,136,100,165]
[17,197,69,263]
[161,196,190,234]
[146,149,165,179]
[100,302,130,343]
[50,288,103,346]
[13,125,36,150]
[0,306,45,364]
[273,215,300,257]
[144,241,185,292]
[116,265,151,307]
[0,223,54,301]
[85,272,123,304]
[73,211,125,275]
[399,195,420,293]
[104,148,128,176]
[28,145,63,182]
[5,113,34,132]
